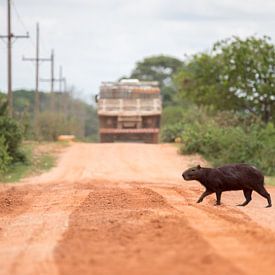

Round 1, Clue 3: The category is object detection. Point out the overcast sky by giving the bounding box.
[1,0,275,103]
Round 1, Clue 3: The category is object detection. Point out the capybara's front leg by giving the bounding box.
[197,189,213,203]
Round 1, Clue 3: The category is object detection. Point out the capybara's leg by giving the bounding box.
[197,189,214,203]
[237,189,252,206]
[215,191,222,205]
[254,186,272,208]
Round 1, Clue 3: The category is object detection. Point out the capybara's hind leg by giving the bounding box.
[237,189,252,206]
[255,186,272,208]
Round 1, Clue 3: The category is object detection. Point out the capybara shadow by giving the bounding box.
[182,164,272,208]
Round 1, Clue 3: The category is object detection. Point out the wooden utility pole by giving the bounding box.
[22,23,51,119]
[40,51,66,112]
[58,66,67,93]
[40,49,56,110]
[57,66,68,114]
[50,49,54,108]
[59,66,63,93]
[0,0,29,116]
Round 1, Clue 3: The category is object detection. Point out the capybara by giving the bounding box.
[182,164,272,207]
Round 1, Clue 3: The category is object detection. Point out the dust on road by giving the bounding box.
[1,143,275,275]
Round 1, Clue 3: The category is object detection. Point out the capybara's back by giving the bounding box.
[217,164,264,189]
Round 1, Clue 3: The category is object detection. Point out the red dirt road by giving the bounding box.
[1,143,275,275]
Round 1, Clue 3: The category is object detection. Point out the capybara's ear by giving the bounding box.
[197,164,201,169]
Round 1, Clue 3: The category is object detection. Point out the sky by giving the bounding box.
[0,0,275,103]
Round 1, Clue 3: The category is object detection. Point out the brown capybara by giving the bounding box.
[182,164,272,207]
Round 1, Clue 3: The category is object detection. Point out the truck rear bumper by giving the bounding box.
[99,128,159,134]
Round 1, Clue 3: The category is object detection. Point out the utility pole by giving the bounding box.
[40,49,56,111]
[40,52,66,112]
[59,66,63,93]
[0,0,29,117]
[58,66,67,93]
[57,66,68,115]
[22,23,51,119]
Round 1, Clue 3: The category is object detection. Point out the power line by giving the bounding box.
[22,23,51,121]
[10,0,36,49]
[0,0,29,117]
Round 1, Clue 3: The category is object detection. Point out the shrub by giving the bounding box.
[180,121,275,175]
[161,105,209,142]
[0,116,24,162]
[0,136,12,172]
[36,112,84,141]
[161,122,184,142]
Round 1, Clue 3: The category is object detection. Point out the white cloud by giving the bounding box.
[0,0,275,102]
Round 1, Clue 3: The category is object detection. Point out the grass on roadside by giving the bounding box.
[266,177,275,186]
[0,141,64,183]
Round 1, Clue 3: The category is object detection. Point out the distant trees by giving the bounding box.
[129,55,183,106]
[5,90,98,141]
[121,36,275,175]
[176,36,275,123]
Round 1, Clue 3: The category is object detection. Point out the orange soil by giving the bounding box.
[0,143,275,275]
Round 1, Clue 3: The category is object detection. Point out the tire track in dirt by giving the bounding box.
[55,181,243,275]
[148,185,275,275]
[0,181,89,275]
[0,185,41,218]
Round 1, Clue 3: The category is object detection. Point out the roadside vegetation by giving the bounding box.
[0,78,99,182]
[0,141,65,183]
[12,89,98,141]
[126,35,275,176]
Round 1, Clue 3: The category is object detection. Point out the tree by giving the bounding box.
[0,94,8,116]
[177,36,275,123]
[0,94,24,166]
[4,90,99,141]
[129,55,183,106]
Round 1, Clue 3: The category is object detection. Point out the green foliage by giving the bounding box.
[158,35,275,175]
[129,55,183,106]
[84,104,99,139]
[0,116,24,162]
[0,136,12,173]
[131,55,183,86]
[36,112,83,141]
[161,105,209,142]
[161,105,185,126]
[176,36,275,123]
[0,95,8,116]
[0,142,57,183]
[181,121,275,175]
[161,122,184,142]
[0,97,25,173]
[7,90,98,141]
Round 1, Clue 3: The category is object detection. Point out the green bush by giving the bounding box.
[161,105,209,142]
[161,122,184,142]
[0,116,24,162]
[36,112,84,141]
[0,136,12,172]
[181,121,275,175]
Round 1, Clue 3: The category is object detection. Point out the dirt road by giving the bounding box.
[1,143,275,275]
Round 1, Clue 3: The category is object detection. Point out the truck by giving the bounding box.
[96,79,162,143]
